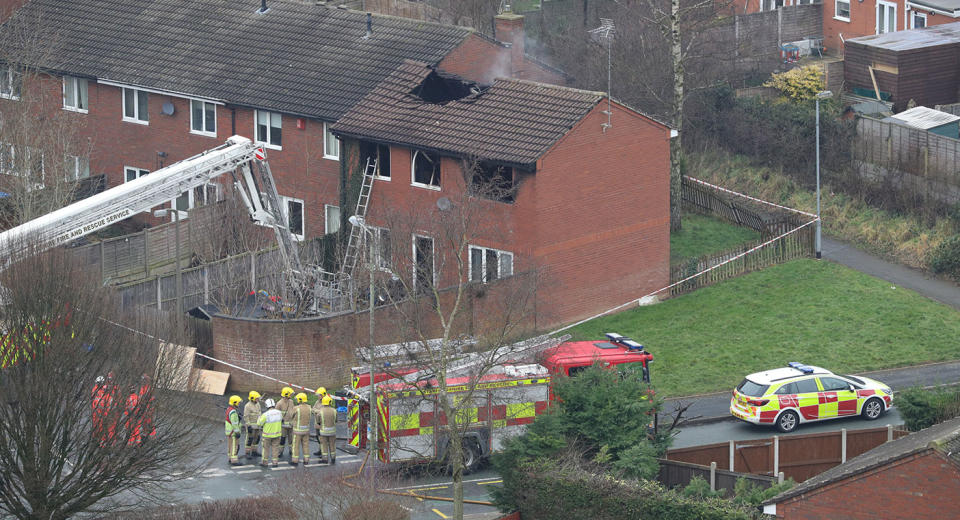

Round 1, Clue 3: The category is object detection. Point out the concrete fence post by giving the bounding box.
[710,461,717,491]
[841,428,847,463]
[887,424,893,442]
[778,471,784,485]
[729,440,735,471]
[773,435,779,477]
[250,253,256,289]
[203,266,209,305]
[156,275,162,310]
[143,228,150,278]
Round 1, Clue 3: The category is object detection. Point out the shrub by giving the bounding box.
[763,66,825,101]
[928,234,960,278]
[897,385,960,431]
[682,475,723,499]
[732,477,796,507]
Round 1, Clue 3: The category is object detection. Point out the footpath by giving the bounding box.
[667,236,960,425]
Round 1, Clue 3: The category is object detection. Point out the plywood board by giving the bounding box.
[193,369,230,395]
[156,343,196,392]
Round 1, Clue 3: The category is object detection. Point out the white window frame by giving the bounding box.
[190,99,217,137]
[282,196,304,241]
[323,122,340,160]
[122,87,149,124]
[834,0,851,21]
[412,234,435,291]
[468,245,514,283]
[124,166,149,183]
[324,204,340,234]
[0,65,20,100]
[66,155,90,181]
[62,76,89,113]
[370,226,391,269]
[877,1,897,33]
[411,149,441,190]
[170,183,220,221]
[255,110,282,150]
[910,10,927,28]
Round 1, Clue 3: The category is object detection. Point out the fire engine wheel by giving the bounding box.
[776,410,799,433]
[445,439,482,475]
[862,398,884,420]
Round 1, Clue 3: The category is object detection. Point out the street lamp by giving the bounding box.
[348,214,377,488]
[153,208,182,311]
[815,90,833,260]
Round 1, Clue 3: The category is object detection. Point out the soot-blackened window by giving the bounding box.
[471,162,514,203]
[412,150,440,188]
[360,140,391,179]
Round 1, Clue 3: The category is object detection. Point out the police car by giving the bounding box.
[730,362,894,433]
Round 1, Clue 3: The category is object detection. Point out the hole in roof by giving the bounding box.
[412,70,484,104]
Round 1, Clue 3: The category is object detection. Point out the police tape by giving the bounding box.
[682,175,819,218]
[99,317,339,401]
[550,218,819,336]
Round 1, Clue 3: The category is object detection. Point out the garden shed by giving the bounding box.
[883,106,960,138]
[844,23,960,111]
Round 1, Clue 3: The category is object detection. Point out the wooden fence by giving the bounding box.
[672,177,816,296]
[853,116,960,205]
[657,459,777,496]
[665,425,909,483]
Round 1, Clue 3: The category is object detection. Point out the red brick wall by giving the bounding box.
[825,0,907,53]
[530,102,670,325]
[777,451,960,520]
[440,33,565,86]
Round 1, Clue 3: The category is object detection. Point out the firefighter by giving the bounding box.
[258,398,283,467]
[124,387,143,446]
[225,395,243,466]
[317,395,337,464]
[311,387,327,456]
[138,374,156,440]
[91,376,110,444]
[276,386,294,458]
[244,391,262,457]
[290,392,312,465]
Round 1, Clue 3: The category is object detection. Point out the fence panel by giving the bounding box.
[657,459,776,497]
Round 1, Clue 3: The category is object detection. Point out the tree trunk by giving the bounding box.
[669,0,684,232]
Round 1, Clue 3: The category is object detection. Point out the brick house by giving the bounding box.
[0,0,561,239]
[762,415,960,519]
[332,60,672,325]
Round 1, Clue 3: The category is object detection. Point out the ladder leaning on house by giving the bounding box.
[340,157,379,279]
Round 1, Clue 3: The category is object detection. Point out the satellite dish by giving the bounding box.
[161,102,175,116]
[436,197,452,211]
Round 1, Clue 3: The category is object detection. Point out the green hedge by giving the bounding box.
[511,459,754,520]
[897,385,960,431]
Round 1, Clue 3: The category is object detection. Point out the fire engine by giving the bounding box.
[346,332,654,471]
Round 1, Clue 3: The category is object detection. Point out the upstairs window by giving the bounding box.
[122,88,149,123]
[124,166,149,182]
[471,162,514,203]
[282,196,304,241]
[360,140,391,179]
[835,0,850,20]
[190,99,216,136]
[0,65,21,99]
[63,76,88,112]
[256,110,282,148]
[66,156,90,180]
[323,122,339,160]
[469,246,513,283]
[411,149,440,189]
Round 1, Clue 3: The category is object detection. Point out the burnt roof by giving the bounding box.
[765,416,960,505]
[331,60,603,166]
[3,0,473,120]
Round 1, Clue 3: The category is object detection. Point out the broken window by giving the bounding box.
[471,162,514,203]
[412,149,440,188]
[414,235,434,294]
[411,70,479,104]
[359,140,391,179]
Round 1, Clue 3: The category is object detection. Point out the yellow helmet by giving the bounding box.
[229,395,242,406]
[248,391,261,401]
[281,387,294,398]
[295,392,308,403]
[314,386,327,396]
[322,395,333,406]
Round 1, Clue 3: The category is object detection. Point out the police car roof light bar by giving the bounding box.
[788,361,815,374]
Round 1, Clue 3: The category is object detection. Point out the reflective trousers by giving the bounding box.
[320,434,336,461]
[227,433,240,463]
[261,436,280,464]
[291,432,310,462]
[245,426,261,455]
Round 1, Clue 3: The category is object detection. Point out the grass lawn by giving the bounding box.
[567,259,960,397]
[670,213,760,265]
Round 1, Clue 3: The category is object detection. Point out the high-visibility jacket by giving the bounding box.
[311,399,324,428]
[244,401,262,428]
[125,393,143,445]
[318,405,337,436]
[225,405,241,436]
[138,383,156,437]
[276,397,294,427]
[292,403,311,434]
[258,408,283,438]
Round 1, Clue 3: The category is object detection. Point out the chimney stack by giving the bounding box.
[366,12,372,39]
[494,12,525,79]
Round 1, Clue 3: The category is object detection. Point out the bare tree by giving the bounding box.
[0,7,91,230]
[350,155,540,520]
[0,243,208,519]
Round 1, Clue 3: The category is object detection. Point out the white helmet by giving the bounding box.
[264,398,276,408]
[95,376,105,384]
